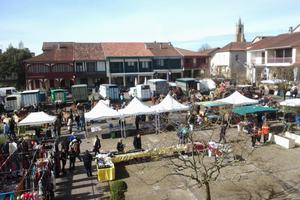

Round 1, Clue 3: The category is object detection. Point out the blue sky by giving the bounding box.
[0,0,300,54]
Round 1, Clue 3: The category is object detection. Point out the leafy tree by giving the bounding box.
[0,46,32,89]
[198,43,211,52]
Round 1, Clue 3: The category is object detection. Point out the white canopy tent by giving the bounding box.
[280,99,300,107]
[118,97,154,117]
[85,100,121,122]
[150,94,190,113]
[19,112,56,126]
[216,91,258,106]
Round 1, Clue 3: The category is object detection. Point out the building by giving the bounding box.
[24,42,210,90]
[176,48,217,78]
[210,19,249,83]
[247,30,300,83]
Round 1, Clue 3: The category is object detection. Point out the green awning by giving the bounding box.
[233,105,277,116]
[197,101,230,108]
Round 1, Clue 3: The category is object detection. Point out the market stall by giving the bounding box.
[216,91,258,107]
[18,112,56,126]
[232,105,277,116]
[95,154,115,182]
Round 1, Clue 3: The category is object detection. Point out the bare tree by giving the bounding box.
[161,112,252,200]
[198,43,211,52]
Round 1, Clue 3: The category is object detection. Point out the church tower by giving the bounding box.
[235,18,246,42]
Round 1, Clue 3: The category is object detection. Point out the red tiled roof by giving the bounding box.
[145,42,181,57]
[101,42,153,57]
[217,42,250,52]
[175,48,208,57]
[25,42,74,63]
[197,48,220,56]
[248,32,300,51]
[74,43,105,60]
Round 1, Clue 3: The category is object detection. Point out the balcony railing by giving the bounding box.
[184,63,208,68]
[267,57,292,63]
[251,57,265,65]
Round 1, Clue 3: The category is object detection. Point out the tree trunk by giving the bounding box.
[205,181,211,200]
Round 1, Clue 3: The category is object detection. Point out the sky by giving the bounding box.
[0,0,300,54]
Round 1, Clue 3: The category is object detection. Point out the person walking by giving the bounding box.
[75,114,80,131]
[67,116,73,134]
[218,123,228,144]
[250,125,258,149]
[69,148,76,171]
[93,135,101,156]
[261,122,270,143]
[117,139,125,153]
[133,134,142,150]
[60,149,67,175]
[82,150,93,177]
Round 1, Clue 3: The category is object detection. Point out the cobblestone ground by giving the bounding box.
[55,117,300,200]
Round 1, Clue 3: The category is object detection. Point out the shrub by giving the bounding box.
[110,180,128,200]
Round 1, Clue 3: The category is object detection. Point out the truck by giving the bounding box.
[147,79,169,97]
[196,79,216,95]
[71,84,88,102]
[0,87,18,97]
[20,90,41,107]
[51,89,67,104]
[4,94,21,111]
[175,78,197,93]
[99,84,120,100]
[128,84,151,100]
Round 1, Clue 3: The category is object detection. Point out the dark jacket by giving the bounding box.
[82,152,93,167]
[117,142,124,152]
[94,138,101,149]
[133,136,142,149]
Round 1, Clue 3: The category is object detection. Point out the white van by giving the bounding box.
[148,79,169,97]
[0,87,18,97]
[5,94,21,111]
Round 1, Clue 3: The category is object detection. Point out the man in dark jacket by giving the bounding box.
[133,134,142,150]
[69,148,76,171]
[218,123,228,143]
[93,135,101,156]
[82,150,93,177]
[60,149,67,175]
[117,139,125,153]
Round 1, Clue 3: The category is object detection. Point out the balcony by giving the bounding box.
[251,57,265,65]
[267,57,292,63]
[184,62,208,69]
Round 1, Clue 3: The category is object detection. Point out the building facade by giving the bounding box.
[247,31,300,84]
[210,19,249,83]
[25,42,211,90]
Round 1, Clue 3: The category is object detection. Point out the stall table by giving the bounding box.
[97,164,115,182]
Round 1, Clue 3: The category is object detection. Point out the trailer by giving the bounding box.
[4,94,21,111]
[99,84,120,100]
[175,78,197,93]
[21,90,41,107]
[147,79,169,97]
[71,84,88,102]
[129,84,151,100]
[51,89,67,104]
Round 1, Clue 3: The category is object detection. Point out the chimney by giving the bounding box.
[289,26,293,33]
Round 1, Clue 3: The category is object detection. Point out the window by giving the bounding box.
[28,64,50,73]
[235,55,239,61]
[158,59,164,66]
[96,62,106,72]
[75,62,86,72]
[86,62,96,72]
[127,61,135,66]
[141,61,149,69]
[53,64,73,72]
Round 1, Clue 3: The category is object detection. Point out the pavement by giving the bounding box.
[54,115,300,200]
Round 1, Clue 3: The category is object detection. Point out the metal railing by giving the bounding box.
[267,57,292,63]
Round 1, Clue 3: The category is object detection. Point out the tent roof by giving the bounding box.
[280,99,300,107]
[85,100,120,121]
[216,91,258,106]
[151,94,190,113]
[118,97,154,117]
[233,105,277,115]
[19,112,56,126]
[197,101,230,108]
